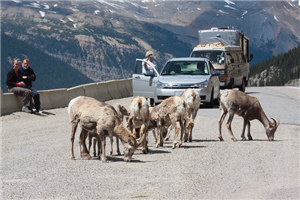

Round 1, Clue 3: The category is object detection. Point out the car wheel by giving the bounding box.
[206,90,214,108]
[228,79,234,89]
[239,79,246,92]
[149,98,155,107]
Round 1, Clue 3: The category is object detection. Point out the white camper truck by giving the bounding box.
[190,27,253,92]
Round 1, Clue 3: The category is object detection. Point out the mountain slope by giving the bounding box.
[1,0,300,90]
[249,45,300,86]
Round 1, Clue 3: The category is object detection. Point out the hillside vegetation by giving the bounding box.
[249,46,300,86]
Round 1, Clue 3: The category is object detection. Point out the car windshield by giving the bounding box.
[191,51,224,64]
[161,61,209,75]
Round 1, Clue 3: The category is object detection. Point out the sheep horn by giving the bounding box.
[271,118,280,128]
[276,118,280,128]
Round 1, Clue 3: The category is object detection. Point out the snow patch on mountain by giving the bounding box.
[39,11,45,17]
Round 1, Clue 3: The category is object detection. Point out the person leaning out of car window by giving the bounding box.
[142,50,157,74]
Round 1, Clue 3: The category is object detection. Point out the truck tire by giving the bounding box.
[239,79,246,92]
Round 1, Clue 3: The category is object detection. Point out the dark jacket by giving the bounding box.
[19,66,36,88]
[6,68,23,89]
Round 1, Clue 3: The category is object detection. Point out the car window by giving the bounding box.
[238,53,246,63]
[161,61,209,75]
[227,53,239,63]
[191,51,224,64]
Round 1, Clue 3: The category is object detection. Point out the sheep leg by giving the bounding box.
[246,121,252,140]
[140,124,148,154]
[188,109,198,142]
[164,126,173,141]
[183,112,190,142]
[218,109,227,141]
[226,112,237,141]
[241,117,248,140]
[92,138,97,157]
[88,133,95,156]
[99,129,107,162]
[156,119,164,147]
[152,129,157,143]
[178,120,185,148]
[79,129,91,159]
[172,123,180,149]
[109,136,114,155]
[116,137,121,155]
[70,120,79,159]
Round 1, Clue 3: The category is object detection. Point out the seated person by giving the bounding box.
[170,64,181,74]
[19,58,42,113]
[6,58,33,113]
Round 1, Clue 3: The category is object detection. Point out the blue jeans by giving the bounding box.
[27,86,41,110]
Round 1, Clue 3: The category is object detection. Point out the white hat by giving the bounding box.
[145,50,154,58]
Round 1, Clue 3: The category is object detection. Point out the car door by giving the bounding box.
[132,59,159,98]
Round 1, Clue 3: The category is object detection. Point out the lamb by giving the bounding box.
[126,96,150,154]
[68,96,144,162]
[218,90,280,141]
[87,104,129,157]
[179,88,200,142]
[148,96,187,149]
[161,89,199,142]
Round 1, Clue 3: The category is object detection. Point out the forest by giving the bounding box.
[249,45,300,86]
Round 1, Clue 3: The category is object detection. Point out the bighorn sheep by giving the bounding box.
[218,90,280,141]
[68,96,144,162]
[126,96,150,154]
[179,88,200,142]
[87,104,129,157]
[148,96,187,149]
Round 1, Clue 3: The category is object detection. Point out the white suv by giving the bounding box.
[132,57,220,107]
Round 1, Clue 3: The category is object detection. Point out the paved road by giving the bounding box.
[1,87,299,199]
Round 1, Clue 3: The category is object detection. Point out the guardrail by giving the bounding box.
[1,78,133,116]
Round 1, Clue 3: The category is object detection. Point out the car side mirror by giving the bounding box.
[249,54,254,62]
[212,71,220,76]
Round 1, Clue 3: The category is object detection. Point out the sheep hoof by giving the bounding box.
[189,138,192,142]
[100,156,107,162]
[142,148,148,154]
[232,138,237,142]
[248,136,253,140]
[242,137,246,141]
[219,137,224,141]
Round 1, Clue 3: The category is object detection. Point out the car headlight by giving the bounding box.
[193,80,208,88]
[156,81,172,88]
